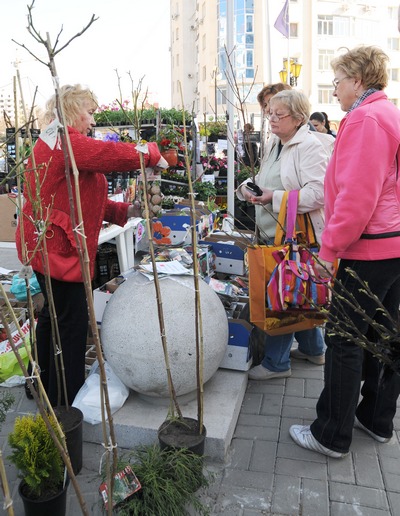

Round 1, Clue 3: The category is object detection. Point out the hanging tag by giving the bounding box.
[39,118,63,150]
[135,142,148,154]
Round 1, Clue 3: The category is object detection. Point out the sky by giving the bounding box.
[0,0,172,111]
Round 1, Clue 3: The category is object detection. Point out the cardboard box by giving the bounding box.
[155,210,215,246]
[219,319,253,371]
[93,286,113,325]
[200,231,254,275]
[0,194,18,242]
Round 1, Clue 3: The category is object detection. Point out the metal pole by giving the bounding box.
[226,0,235,215]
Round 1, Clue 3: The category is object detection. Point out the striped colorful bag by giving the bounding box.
[267,191,331,312]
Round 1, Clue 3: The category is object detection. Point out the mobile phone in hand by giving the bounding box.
[245,181,263,197]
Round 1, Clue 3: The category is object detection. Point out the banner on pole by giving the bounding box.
[274,0,289,38]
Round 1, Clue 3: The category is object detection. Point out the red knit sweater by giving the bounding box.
[16,127,161,282]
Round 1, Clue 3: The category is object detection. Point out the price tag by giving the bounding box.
[39,118,63,150]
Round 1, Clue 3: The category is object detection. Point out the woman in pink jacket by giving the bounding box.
[290,46,400,457]
[17,84,165,406]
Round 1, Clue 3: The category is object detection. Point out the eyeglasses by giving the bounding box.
[266,112,292,122]
[332,77,349,90]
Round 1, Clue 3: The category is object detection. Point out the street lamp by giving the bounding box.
[279,58,302,87]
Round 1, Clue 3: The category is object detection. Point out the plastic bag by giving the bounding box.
[0,319,31,382]
[10,273,41,301]
[72,360,129,425]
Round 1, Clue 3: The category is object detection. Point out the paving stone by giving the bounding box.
[328,453,355,483]
[226,438,253,470]
[277,442,326,463]
[354,451,384,488]
[213,485,271,513]
[281,403,317,419]
[290,367,323,380]
[284,377,304,397]
[234,423,279,441]
[222,467,274,492]
[275,457,328,481]
[240,392,263,414]
[379,456,400,493]
[304,378,324,399]
[246,382,285,395]
[330,501,391,515]
[387,491,400,515]
[249,440,277,473]
[330,482,389,511]
[270,474,300,515]
[283,395,319,409]
[260,393,283,416]
[237,413,280,428]
[301,477,329,516]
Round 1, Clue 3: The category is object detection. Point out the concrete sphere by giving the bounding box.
[101,272,228,397]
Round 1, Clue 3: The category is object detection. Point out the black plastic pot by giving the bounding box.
[18,479,69,516]
[158,417,206,456]
[54,406,83,475]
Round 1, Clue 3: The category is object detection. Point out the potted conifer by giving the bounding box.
[8,413,68,516]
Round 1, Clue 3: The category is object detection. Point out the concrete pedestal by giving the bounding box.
[83,369,247,461]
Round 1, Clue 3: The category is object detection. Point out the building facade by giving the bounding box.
[170,0,400,128]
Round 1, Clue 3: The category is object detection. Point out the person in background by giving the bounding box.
[241,123,259,168]
[237,89,329,380]
[310,111,336,138]
[290,45,400,458]
[17,84,166,406]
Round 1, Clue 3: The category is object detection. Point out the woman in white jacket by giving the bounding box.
[237,89,330,380]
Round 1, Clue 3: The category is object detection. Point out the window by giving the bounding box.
[203,97,207,113]
[334,16,350,37]
[289,23,298,38]
[176,54,179,66]
[388,6,398,19]
[176,27,179,40]
[246,15,253,32]
[202,33,206,50]
[388,38,400,51]
[318,15,333,35]
[202,65,207,81]
[318,49,335,71]
[389,98,399,107]
[390,68,400,81]
[318,86,335,104]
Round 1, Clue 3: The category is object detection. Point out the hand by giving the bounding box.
[314,259,335,279]
[240,184,272,205]
[155,156,169,169]
[127,200,142,219]
[250,188,273,206]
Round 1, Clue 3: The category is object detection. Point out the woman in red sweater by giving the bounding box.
[17,84,165,406]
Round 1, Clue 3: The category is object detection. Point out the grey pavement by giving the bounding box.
[1,245,400,515]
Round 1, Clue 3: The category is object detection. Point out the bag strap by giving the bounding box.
[286,190,299,242]
[273,191,289,245]
[273,190,318,246]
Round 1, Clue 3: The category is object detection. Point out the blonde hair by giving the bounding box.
[269,89,310,126]
[42,84,98,127]
[331,45,389,90]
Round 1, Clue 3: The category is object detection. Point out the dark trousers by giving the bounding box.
[311,258,400,453]
[34,272,88,406]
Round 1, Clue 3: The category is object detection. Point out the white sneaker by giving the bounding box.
[290,348,325,365]
[289,425,348,458]
[354,417,391,443]
[247,364,291,381]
